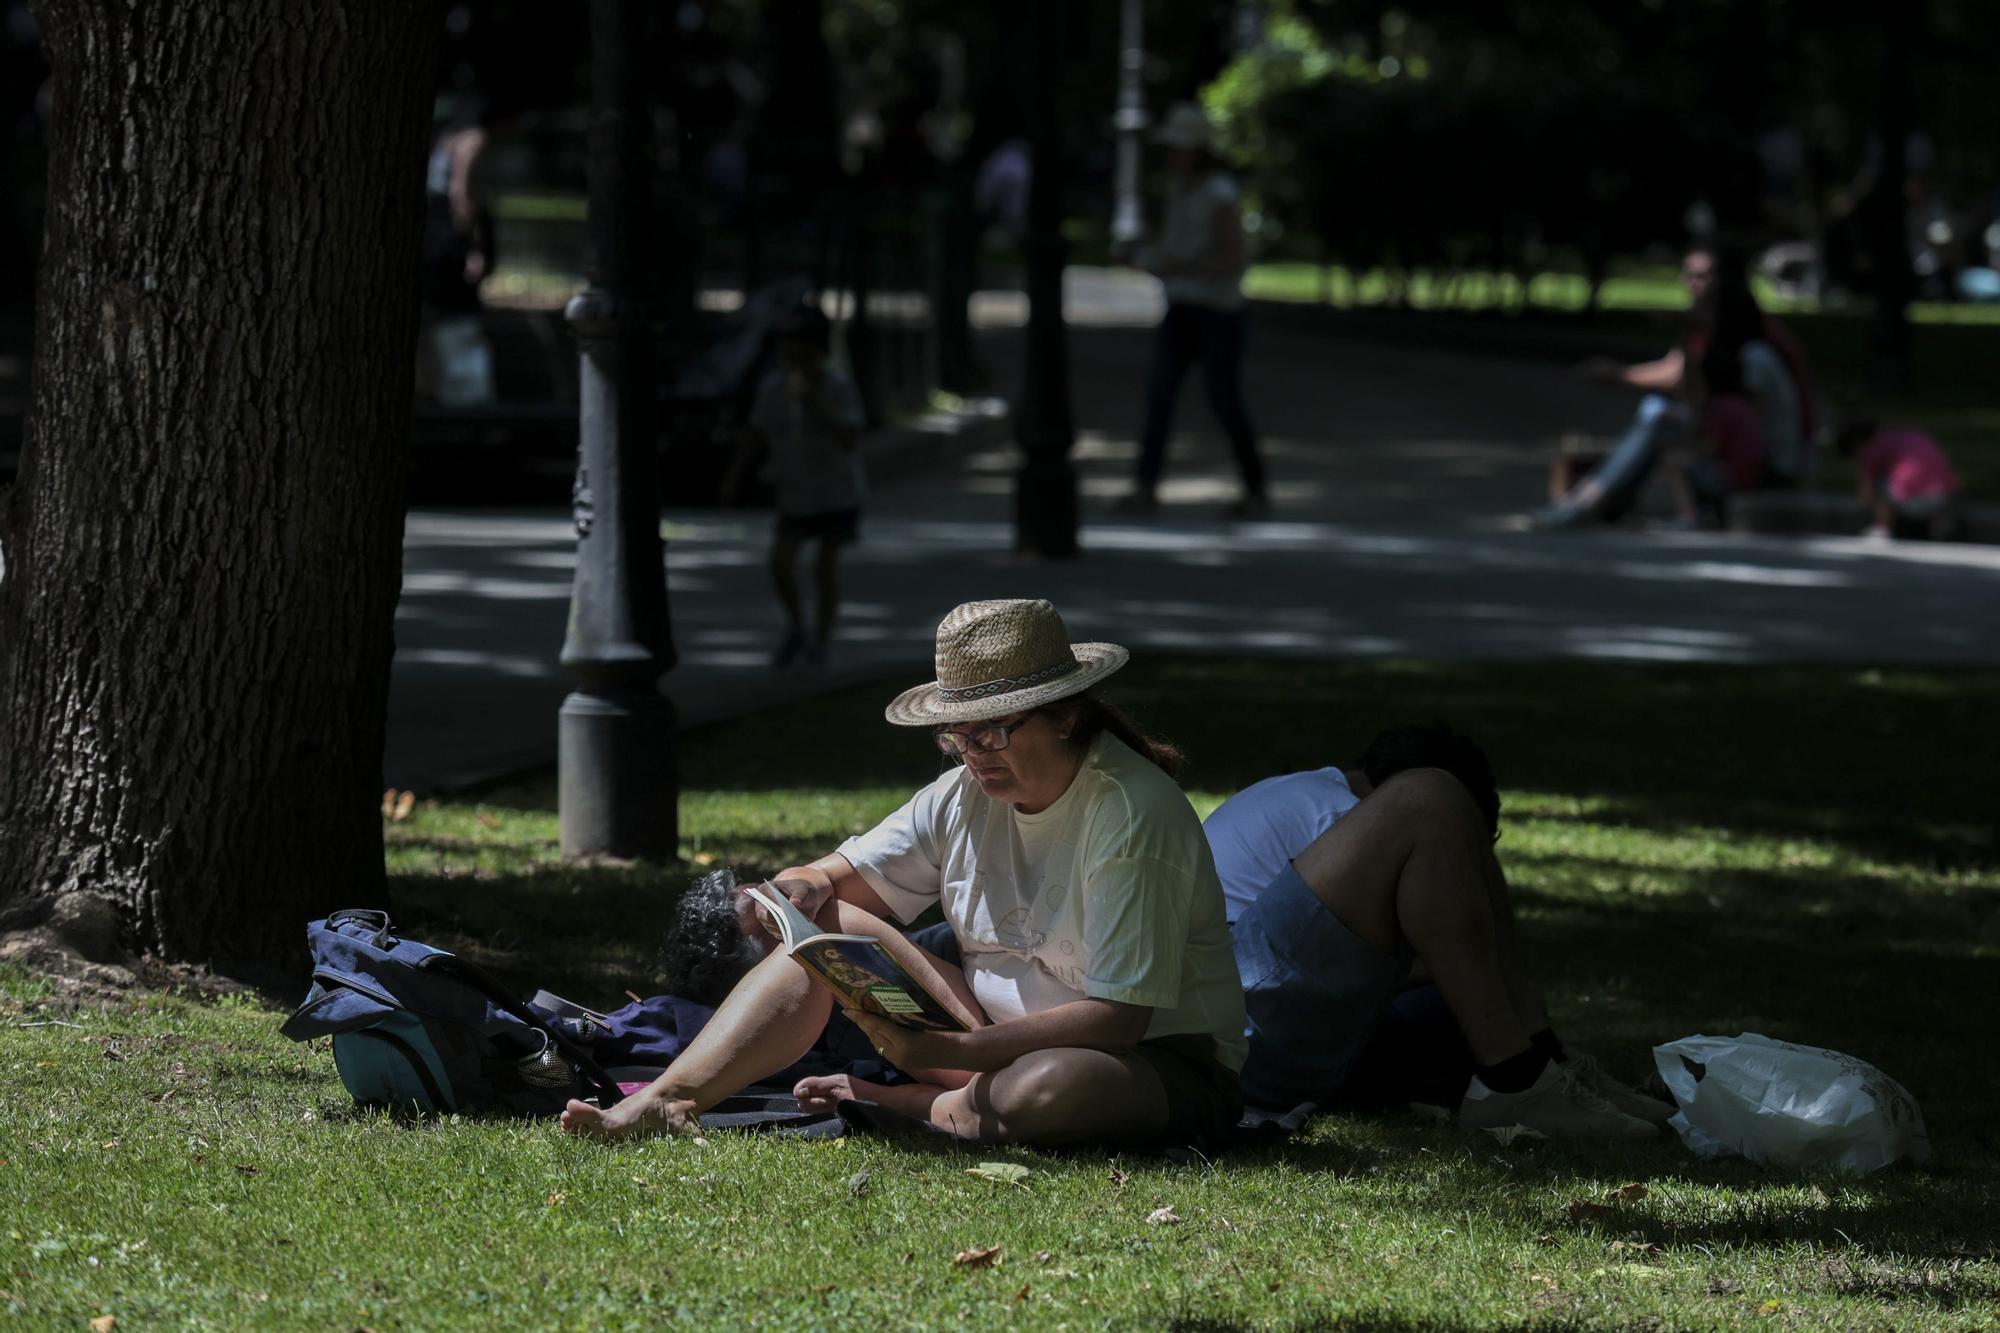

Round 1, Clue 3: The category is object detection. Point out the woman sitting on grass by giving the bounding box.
[561,599,1248,1151]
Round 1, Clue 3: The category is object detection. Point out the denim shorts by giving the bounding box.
[1231,863,1414,1109]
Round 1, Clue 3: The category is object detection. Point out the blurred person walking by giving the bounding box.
[1116,103,1268,520]
[419,97,501,406]
[724,305,866,668]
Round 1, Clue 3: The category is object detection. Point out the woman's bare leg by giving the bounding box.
[1289,768,1537,1065]
[924,1047,1171,1144]
[563,900,982,1139]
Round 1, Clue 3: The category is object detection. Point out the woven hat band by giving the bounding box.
[934,657,1080,706]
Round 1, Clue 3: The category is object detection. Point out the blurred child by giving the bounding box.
[725,305,866,666]
[1836,421,1961,540]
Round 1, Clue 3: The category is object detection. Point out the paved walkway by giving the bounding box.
[385,270,2000,791]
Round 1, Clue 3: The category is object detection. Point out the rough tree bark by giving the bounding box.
[0,1,440,968]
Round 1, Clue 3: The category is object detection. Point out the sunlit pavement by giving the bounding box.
[385,269,2000,791]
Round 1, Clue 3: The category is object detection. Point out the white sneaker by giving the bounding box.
[1459,1060,1657,1140]
[1564,1053,1676,1126]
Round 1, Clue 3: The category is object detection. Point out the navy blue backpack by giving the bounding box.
[281,909,623,1115]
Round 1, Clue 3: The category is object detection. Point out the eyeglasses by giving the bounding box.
[933,710,1037,756]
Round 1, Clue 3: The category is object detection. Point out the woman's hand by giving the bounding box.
[736,866,836,940]
[772,866,834,917]
[847,1010,959,1073]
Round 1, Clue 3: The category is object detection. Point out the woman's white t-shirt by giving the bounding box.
[838,734,1248,1071]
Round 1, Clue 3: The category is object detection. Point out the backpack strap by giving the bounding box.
[432,953,626,1109]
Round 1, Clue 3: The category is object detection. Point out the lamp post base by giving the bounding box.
[558,687,679,860]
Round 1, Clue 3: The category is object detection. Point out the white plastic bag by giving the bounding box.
[1652,1033,1929,1176]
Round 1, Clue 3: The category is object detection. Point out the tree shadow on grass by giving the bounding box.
[665,658,1998,850]
[459,658,1999,871]
[1225,1117,1998,1268]
[385,829,849,1002]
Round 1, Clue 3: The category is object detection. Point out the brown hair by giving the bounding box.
[1049,691,1186,780]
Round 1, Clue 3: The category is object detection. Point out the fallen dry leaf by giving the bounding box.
[474,813,500,829]
[99,1138,121,1151]
[1606,1182,1649,1203]
[1013,1284,1031,1304]
[692,851,717,866]
[90,1317,116,1333]
[381,789,397,817]
[545,1191,566,1206]
[394,790,416,821]
[1108,1165,1130,1186]
[1035,1250,1053,1263]
[1145,1206,1182,1226]
[965,1162,1032,1188]
[954,1244,1003,1269]
[235,1164,260,1176]
[1567,1200,1614,1225]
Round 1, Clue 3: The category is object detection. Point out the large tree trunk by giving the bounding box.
[0,1,439,968]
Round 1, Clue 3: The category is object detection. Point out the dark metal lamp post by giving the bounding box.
[1110,0,1147,251]
[1013,0,1079,558]
[560,0,678,859]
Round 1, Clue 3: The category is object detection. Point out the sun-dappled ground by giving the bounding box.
[4,658,1997,1329]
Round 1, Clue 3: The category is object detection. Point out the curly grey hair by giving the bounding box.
[658,868,767,1005]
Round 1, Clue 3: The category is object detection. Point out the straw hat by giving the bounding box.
[885,599,1129,727]
[1150,102,1215,153]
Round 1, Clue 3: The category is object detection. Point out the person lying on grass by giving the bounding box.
[561,598,1249,1151]
[1203,722,1674,1139]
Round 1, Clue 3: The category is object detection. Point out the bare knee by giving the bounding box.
[984,1050,1080,1142]
[1369,767,1487,839]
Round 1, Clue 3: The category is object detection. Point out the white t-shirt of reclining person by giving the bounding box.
[1202,767,1361,925]
[838,733,1249,1072]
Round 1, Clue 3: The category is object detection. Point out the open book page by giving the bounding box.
[742,881,970,1031]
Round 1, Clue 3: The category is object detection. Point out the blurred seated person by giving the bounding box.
[1203,723,1672,1139]
[1666,257,1806,528]
[1536,244,1816,529]
[1838,420,1962,540]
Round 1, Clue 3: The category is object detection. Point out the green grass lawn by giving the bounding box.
[1242,261,2000,328]
[6,660,1998,1329]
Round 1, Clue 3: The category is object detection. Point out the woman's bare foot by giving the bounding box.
[792,1072,881,1112]
[560,1088,700,1140]
[792,1073,947,1119]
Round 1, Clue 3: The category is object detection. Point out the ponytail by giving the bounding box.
[1056,692,1186,780]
